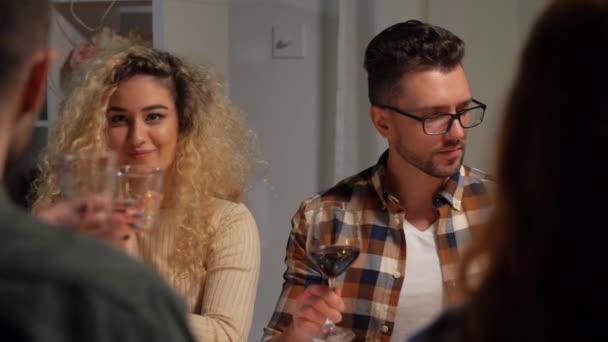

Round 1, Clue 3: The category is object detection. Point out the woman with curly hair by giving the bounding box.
[32,45,260,341]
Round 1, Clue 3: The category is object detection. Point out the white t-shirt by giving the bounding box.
[390,220,444,341]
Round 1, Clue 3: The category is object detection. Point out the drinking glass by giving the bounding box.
[115,165,163,232]
[58,151,117,233]
[306,201,362,342]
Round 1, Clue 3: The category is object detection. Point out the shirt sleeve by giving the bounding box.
[0,278,195,342]
[262,201,324,341]
[188,203,261,342]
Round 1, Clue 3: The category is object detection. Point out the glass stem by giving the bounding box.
[324,277,337,331]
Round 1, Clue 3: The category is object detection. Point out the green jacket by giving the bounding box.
[0,187,194,342]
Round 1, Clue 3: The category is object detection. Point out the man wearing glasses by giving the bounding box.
[263,20,494,341]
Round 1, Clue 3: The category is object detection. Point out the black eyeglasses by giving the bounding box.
[373,99,486,135]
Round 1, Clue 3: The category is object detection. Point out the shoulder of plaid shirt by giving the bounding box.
[262,150,496,341]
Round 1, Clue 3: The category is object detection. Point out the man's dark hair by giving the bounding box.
[0,0,50,88]
[364,20,465,104]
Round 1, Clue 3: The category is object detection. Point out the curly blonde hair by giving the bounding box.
[32,45,257,276]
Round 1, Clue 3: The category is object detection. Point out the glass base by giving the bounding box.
[312,326,355,342]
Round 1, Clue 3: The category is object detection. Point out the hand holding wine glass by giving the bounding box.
[304,201,361,342]
[289,284,345,341]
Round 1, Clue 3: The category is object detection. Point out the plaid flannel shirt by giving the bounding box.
[263,151,495,341]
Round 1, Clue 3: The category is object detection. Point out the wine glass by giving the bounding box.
[57,151,117,233]
[115,165,163,232]
[306,201,362,342]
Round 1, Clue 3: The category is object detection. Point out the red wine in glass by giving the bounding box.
[308,245,360,278]
[306,201,361,342]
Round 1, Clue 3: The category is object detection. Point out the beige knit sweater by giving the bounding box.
[127,199,260,341]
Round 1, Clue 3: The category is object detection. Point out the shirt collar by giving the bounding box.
[435,167,465,211]
[371,149,465,211]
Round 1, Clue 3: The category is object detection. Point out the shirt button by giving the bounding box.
[393,271,401,279]
[381,324,390,334]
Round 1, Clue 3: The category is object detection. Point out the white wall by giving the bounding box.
[426,0,519,173]
[228,1,548,340]
[155,0,230,80]
[228,1,325,341]
[426,0,548,172]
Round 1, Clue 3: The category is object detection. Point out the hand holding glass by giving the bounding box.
[57,152,117,234]
[306,202,361,342]
[115,165,163,232]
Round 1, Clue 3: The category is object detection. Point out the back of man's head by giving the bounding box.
[364,20,465,105]
[0,0,50,100]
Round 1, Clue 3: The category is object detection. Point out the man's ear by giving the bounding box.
[20,49,55,116]
[370,105,391,139]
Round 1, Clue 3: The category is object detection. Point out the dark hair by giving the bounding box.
[457,1,608,341]
[111,50,193,134]
[363,20,464,104]
[0,0,50,89]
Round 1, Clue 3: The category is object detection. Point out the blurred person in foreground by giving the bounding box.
[411,1,608,341]
[0,1,194,341]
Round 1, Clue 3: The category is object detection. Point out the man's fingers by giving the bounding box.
[305,284,329,296]
[106,213,137,239]
[39,196,137,251]
[300,294,342,323]
[296,303,328,325]
[305,285,345,312]
[82,195,112,213]
[292,284,345,339]
[293,316,325,337]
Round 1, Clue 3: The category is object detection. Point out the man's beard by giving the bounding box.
[395,139,465,178]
